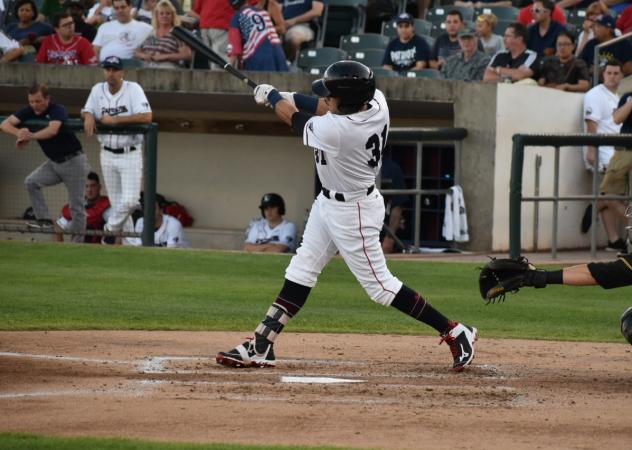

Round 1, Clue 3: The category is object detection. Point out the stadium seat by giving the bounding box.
[321,0,368,48]
[494,19,513,36]
[371,67,399,77]
[566,9,587,27]
[348,49,385,67]
[427,6,475,25]
[421,34,435,48]
[475,7,519,21]
[382,18,433,37]
[403,68,443,79]
[340,33,390,52]
[297,47,348,72]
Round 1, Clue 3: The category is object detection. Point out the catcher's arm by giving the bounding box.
[479,257,547,303]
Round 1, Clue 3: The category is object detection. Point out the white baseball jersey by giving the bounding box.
[583,83,621,171]
[132,214,190,248]
[245,218,298,252]
[0,30,19,54]
[82,80,152,148]
[92,19,152,61]
[304,89,389,193]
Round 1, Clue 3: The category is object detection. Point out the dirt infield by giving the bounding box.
[1,331,630,450]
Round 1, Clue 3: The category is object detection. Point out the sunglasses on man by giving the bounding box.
[532,7,549,13]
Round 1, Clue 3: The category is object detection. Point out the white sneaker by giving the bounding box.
[440,323,478,372]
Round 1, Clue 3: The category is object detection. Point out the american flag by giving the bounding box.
[237,7,281,60]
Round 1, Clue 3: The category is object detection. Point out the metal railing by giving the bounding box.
[379,127,468,248]
[592,31,632,86]
[0,117,158,246]
[509,133,632,259]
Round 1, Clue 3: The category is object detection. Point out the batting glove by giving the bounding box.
[254,84,275,106]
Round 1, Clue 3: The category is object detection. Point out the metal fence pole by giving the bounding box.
[142,123,159,247]
[414,141,423,248]
[551,146,560,259]
[509,135,525,259]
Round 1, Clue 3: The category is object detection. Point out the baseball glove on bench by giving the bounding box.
[479,257,547,303]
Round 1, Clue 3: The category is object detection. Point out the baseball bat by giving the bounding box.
[171,26,258,89]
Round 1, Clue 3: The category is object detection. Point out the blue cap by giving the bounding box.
[594,15,616,30]
[101,56,123,70]
[396,13,414,24]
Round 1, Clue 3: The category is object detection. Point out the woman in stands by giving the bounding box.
[476,13,504,56]
[6,0,53,50]
[134,0,191,68]
[575,1,609,57]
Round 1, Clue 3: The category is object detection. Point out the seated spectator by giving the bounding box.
[527,0,566,58]
[6,0,54,49]
[538,30,589,92]
[134,0,191,68]
[484,22,539,83]
[282,0,325,62]
[134,0,157,24]
[442,27,491,81]
[54,172,111,244]
[41,0,70,21]
[617,4,632,34]
[227,0,288,71]
[575,1,609,57]
[86,0,114,26]
[430,10,482,70]
[1,30,28,62]
[579,15,632,76]
[37,12,98,64]
[454,1,512,8]
[518,0,566,26]
[130,199,190,247]
[92,0,152,61]
[476,13,504,57]
[244,193,297,253]
[64,0,97,42]
[382,13,431,73]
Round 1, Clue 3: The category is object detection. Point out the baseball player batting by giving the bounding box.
[217,61,478,372]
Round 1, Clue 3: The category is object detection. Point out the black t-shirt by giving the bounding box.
[489,49,540,77]
[579,38,632,67]
[14,102,82,161]
[619,93,632,134]
[382,35,431,72]
[74,19,97,42]
[527,20,566,58]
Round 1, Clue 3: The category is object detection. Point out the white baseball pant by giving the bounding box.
[285,190,403,306]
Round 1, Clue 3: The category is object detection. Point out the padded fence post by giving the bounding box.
[509,135,524,259]
[142,123,158,247]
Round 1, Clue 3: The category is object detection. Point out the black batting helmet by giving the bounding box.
[259,193,285,217]
[311,60,376,114]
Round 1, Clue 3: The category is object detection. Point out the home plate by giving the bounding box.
[281,376,366,384]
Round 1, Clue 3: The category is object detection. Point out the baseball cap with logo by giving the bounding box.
[396,13,414,25]
[458,26,476,38]
[593,15,616,29]
[101,56,123,70]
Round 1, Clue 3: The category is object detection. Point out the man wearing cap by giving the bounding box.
[382,13,431,73]
[81,56,152,244]
[526,0,566,58]
[441,27,490,81]
[37,11,97,64]
[64,0,97,42]
[92,0,152,61]
[579,15,632,76]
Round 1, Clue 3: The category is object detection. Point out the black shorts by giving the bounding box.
[587,255,632,289]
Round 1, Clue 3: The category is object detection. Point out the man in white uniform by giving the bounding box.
[92,0,151,61]
[130,200,189,248]
[244,193,298,253]
[217,61,478,372]
[82,55,152,244]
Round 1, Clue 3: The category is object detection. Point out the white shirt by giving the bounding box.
[245,218,298,252]
[0,30,19,54]
[92,19,152,60]
[304,89,389,193]
[583,83,621,171]
[132,214,189,247]
[82,80,152,147]
[87,4,114,23]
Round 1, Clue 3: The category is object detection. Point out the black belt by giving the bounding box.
[104,146,136,154]
[322,185,375,202]
[51,150,82,163]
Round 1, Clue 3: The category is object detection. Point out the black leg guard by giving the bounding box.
[391,285,451,333]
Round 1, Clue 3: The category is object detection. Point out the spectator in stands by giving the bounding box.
[518,0,566,26]
[441,26,491,81]
[382,12,431,73]
[244,193,298,253]
[575,1,609,57]
[54,172,111,244]
[429,9,466,70]
[281,0,325,63]
[65,0,97,42]
[1,30,28,62]
[476,13,504,57]
[617,4,632,34]
[579,15,632,76]
[41,0,69,21]
[92,0,152,61]
[538,30,590,92]
[484,22,539,83]
[130,199,190,247]
[187,0,233,69]
[227,0,288,71]
[86,0,114,26]
[134,0,191,68]
[526,0,565,58]
[6,0,54,49]
[37,12,98,64]
[261,0,286,35]
[134,0,157,24]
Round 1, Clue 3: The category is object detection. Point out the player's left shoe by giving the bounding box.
[216,338,276,368]
[440,323,478,372]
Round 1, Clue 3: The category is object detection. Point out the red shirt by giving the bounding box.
[617,5,632,34]
[36,34,98,65]
[62,196,110,243]
[193,0,235,30]
[518,5,567,26]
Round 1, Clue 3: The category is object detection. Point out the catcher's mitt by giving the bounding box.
[478,256,546,303]
[621,306,632,345]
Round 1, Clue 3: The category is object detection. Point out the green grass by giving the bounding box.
[0,241,630,342]
[0,433,353,450]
